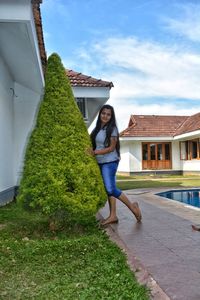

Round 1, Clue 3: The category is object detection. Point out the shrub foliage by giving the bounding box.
[17,53,107,222]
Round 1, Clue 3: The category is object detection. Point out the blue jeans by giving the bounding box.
[99,161,122,198]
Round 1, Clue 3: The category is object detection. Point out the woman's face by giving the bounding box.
[100,108,112,126]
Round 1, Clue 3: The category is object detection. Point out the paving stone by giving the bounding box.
[99,188,200,300]
[148,262,200,300]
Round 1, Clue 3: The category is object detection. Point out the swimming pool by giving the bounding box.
[157,189,200,208]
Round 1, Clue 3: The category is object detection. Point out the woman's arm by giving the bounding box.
[94,137,117,155]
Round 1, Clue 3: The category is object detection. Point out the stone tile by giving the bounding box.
[135,246,182,268]
[99,188,200,300]
[181,258,200,273]
[159,236,199,250]
[148,262,200,300]
[174,245,200,260]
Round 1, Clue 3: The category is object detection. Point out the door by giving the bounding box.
[142,142,172,170]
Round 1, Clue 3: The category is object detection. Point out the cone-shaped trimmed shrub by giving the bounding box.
[17,53,107,223]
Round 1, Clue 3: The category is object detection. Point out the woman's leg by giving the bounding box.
[103,162,142,222]
[99,163,119,225]
[100,161,142,223]
[101,196,118,225]
[118,192,142,222]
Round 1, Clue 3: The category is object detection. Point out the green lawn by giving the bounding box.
[117,174,200,190]
[0,203,150,300]
[2,175,199,299]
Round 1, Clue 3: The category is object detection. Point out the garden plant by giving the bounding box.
[0,53,151,299]
[17,53,107,225]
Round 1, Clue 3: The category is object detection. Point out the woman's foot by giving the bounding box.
[101,217,119,226]
[192,225,200,231]
[131,202,142,222]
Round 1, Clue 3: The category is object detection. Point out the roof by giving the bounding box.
[31,0,47,73]
[120,115,189,137]
[66,69,114,88]
[174,112,200,136]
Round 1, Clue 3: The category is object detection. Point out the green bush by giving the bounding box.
[17,53,107,224]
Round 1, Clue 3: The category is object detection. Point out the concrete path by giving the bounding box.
[98,188,200,300]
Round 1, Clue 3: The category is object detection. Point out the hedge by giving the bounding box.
[17,53,107,224]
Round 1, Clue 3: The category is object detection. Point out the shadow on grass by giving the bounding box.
[0,202,99,240]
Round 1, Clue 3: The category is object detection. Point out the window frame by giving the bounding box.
[75,97,88,120]
[180,141,188,160]
[189,139,200,160]
[180,139,200,160]
[142,142,171,161]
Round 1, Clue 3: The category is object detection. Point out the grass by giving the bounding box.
[0,203,150,300]
[2,175,198,299]
[116,174,200,190]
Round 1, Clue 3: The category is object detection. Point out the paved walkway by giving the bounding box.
[98,187,200,300]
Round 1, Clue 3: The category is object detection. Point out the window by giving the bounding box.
[142,142,172,170]
[165,144,170,160]
[180,141,188,160]
[157,144,162,160]
[142,143,171,160]
[142,144,148,160]
[180,139,200,160]
[191,140,198,159]
[76,98,87,119]
[150,144,156,160]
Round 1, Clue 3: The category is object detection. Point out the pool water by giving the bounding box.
[157,189,200,208]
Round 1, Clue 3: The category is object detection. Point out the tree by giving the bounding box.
[17,53,107,224]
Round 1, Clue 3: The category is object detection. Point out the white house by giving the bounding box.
[119,113,200,175]
[0,1,113,205]
[66,69,113,128]
[0,0,46,205]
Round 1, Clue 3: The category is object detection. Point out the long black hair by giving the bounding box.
[90,104,120,157]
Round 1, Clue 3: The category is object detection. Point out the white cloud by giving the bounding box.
[91,37,200,100]
[42,0,200,134]
[163,3,200,42]
[86,36,200,132]
[89,98,200,132]
[107,99,200,132]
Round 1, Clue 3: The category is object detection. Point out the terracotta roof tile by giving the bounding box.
[32,0,47,73]
[66,69,114,88]
[120,115,188,137]
[174,112,200,136]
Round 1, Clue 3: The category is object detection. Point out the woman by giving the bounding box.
[90,104,142,225]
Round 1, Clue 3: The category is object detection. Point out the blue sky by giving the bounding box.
[41,0,200,131]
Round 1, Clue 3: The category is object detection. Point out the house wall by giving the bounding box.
[172,139,200,173]
[0,56,14,192]
[171,141,181,170]
[13,82,42,185]
[129,141,142,171]
[118,141,142,173]
[118,141,131,172]
[86,98,106,128]
[0,56,42,204]
[72,86,110,127]
[118,140,184,174]
[180,135,200,173]
[0,0,45,205]
[0,1,44,94]
[182,160,200,172]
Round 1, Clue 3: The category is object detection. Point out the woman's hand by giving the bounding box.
[86,147,95,156]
